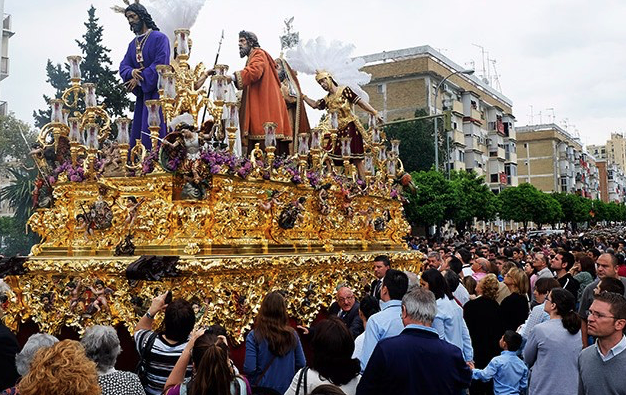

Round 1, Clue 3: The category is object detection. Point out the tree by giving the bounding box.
[0,216,38,256]
[552,192,590,231]
[404,170,453,232]
[33,6,130,128]
[384,109,444,172]
[0,113,37,166]
[0,168,40,256]
[76,6,131,119]
[32,61,70,128]
[448,170,498,233]
[534,192,563,228]
[498,183,545,230]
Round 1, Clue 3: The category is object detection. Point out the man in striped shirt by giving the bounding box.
[134,293,195,395]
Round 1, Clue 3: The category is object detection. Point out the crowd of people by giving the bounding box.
[1,228,626,394]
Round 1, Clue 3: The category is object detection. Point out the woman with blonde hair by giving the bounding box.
[499,267,530,332]
[18,339,101,395]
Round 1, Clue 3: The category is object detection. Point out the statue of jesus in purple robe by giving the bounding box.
[119,3,170,150]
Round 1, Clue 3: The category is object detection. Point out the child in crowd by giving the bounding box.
[472,330,528,395]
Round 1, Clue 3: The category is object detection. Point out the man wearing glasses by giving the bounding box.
[328,286,363,339]
[578,253,626,347]
[578,292,626,395]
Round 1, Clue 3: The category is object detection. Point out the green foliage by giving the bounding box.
[448,170,498,231]
[0,168,40,256]
[0,216,39,257]
[497,183,542,228]
[33,6,130,128]
[552,192,590,228]
[0,113,37,166]
[76,6,131,118]
[32,61,71,128]
[533,193,563,227]
[0,168,36,225]
[384,109,444,173]
[404,170,453,227]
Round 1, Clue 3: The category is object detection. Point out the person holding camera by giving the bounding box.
[134,292,196,395]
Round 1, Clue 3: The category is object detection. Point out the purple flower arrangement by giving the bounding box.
[46,145,403,200]
[53,160,85,183]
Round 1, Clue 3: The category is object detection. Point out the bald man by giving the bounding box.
[328,286,364,338]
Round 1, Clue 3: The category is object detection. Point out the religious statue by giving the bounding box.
[226,31,292,156]
[303,71,382,179]
[160,114,211,199]
[118,2,170,150]
[275,57,310,155]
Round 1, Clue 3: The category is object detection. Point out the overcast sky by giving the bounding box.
[3,0,626,146]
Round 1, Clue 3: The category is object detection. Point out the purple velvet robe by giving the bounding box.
[119,30,170,150]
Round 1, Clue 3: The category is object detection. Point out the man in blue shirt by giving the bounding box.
[472,330,528,395]
[358,269,408,371]
[357,287,472,395]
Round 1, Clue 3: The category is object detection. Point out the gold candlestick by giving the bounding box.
[149,125,161,155]
[226,126,237,153]
[265,146,276,179]
[118,143,130,165]
[83,147,98,180]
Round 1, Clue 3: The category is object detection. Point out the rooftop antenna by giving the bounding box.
[546,108,555,124]
[537,111,543,124]
[488,58,502,92]
[472,43,489,84]
[528,105,534,124]
[562,118,569,130]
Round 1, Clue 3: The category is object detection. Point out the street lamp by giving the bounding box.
[433,69,475,173]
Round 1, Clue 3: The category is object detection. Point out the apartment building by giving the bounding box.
[0,0,13,116]
[357,45,518,192]
[517,124,601,199]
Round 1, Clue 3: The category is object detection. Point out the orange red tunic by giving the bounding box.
[234,48,292,143]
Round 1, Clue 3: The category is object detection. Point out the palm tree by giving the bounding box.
[0,168,40,255]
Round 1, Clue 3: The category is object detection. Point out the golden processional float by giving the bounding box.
[2,30,421,341]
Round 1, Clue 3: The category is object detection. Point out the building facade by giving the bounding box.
[517,123,603,199]
[357,46,518,192]
[0,0,13,116]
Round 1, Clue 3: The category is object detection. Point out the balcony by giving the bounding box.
[452,100,464,114]
[489,147,506,160]
[470,108,482,121]
[0,56,7,80]
[448,130,465,146]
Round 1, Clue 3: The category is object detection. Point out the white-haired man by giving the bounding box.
[357,287,472,395]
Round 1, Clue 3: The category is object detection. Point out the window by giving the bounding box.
[491,174,499,182]
[377,84,385,94]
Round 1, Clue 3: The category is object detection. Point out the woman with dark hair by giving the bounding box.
[285,317,360,395]
[420,269,474,365]
[352,295,380,360]
[463,274,502,395]
[499,267,530,332]
[164,331,247,395]
[244,291,305,394]
[523,288,581,395]
[570,254,596,302]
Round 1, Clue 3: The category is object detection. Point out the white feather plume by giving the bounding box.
[286,37,371,102]
[169,113,194,131]
[144,0,208,55]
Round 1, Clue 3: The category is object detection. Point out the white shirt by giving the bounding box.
[596,335,626,362]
